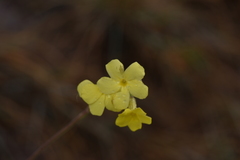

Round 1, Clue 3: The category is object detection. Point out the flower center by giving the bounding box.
[119,79,127,86]
[129,112,137,119]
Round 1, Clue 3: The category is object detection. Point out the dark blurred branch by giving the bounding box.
[26,107,89,160]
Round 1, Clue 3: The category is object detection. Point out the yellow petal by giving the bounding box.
[127,80,148,99]
[120,108,132,115]
[113,87,130,110]
[106,59,124,80]
[123,62,145,81]
[89,95,105,116]
[77,80,92,93]
[128,117,142,131]
[115,117,124,127]
[115,115,132,127]
[105,95,114,110]
[139,115,152,124]
[77,80,102,104]
[97,77,120,94]
[105,95,122,112]
[115,109,132,127]
[134,108,152,124]
[133,107,147,115]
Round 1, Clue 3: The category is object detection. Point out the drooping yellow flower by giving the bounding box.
[115,104,152,132]
[97,59,148,110]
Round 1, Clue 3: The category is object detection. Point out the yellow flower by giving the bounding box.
[115,104,152,132]
[77,80,123,116]
[97,59,148,110]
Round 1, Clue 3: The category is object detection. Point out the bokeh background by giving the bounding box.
[1,0,240,159]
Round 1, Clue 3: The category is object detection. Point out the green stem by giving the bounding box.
[26,107,89,160]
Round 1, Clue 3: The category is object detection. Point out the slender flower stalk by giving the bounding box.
[27,59,151,159]
[26,107,89,160]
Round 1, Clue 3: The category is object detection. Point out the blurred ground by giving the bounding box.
[1,0,240,160]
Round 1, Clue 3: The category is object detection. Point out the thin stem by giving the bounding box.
[26,107,89,160]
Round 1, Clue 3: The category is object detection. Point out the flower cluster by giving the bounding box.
[77,59,152,131]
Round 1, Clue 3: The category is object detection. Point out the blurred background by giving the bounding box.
[1,0,240,159]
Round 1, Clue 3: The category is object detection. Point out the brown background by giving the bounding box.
[1,0,240,159]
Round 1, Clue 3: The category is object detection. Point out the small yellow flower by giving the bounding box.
[77,59,151,132]
[115,106,152,132]
[77,80,122,116]
[97,59,148,110]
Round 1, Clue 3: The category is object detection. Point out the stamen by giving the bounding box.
[120,79,127,86]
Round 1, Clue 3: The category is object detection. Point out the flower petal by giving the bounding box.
[106,59,124,80]
[128,117,142,131]
[97,77,121,94]
[77,80,102,104]
[139,115,152,124]
[77,80,92,93]
[115,115,132,127]
[89,95,105,116]
[113,87,130,110]
[134,108,152,124]
[127,80,148,99]
[97,77,120,94]
[115,109,132,127]
[105,95,122,112]
[133,107,147,115]
[123,62,145,81]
